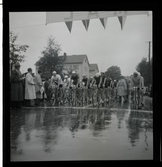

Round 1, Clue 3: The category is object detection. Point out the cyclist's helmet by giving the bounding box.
[90,76,93,79]
[52,71,57,74]
[133,71,138,76]
[64,75,68,79]
[83,74,86,77]
[72,71,76,74]
[95,73,100,77]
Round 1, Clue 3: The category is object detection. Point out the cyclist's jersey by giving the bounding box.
[131,76,141,88]
[51,74,61,85]
[82,77,88,87]
[101,76,106,85]
[63,78,71,87]
[71,74,79,85]
[94,75,102,86]
[114,82,117,88]
[110,81,115,89]
[88,78,94,88]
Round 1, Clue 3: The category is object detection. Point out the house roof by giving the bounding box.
[63,54,90,67]
[63,54,88,64]
[89,64,99,71]
[35,54,90,66]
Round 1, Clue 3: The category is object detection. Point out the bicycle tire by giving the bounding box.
[49,91,56,106]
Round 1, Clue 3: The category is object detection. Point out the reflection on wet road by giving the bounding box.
[10,101,153,161]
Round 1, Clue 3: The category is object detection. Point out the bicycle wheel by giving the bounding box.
[97,89,100,108]
[72,89,76,106]
[49,91,56,106]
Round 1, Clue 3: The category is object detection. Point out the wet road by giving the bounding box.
[10,100,153,161]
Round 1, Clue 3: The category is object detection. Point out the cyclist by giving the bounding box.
[87,76,96,103]
[50,71,63,103]
[62,75,71,104]
[105,77,112,102]
[138,72,144,106]
[81,74,89,104]
[101,72,107,104]
[130,71,142,109]
[70,71,79,87]
[94,72,103,104]
[70,71,79,104]
[82,74,88,87]
[63,75,71,87]
[110,79,115,101]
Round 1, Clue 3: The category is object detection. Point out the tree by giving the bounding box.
[36,35,64,78]
[10,31,29,69]
[136,57,152,87]
[105,66,121,80]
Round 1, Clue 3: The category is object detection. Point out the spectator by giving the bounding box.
[25,68,36,107]
[34,70,43,106]
[113,80,117,100]
[10,62,24,109]
[117,76,127,103]
[44,77,51,101]
[138,72,145,106]
[22,72,28,106]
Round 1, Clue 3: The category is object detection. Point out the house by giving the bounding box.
[35,54,90,80]
[62,54,90,79]
[89,64,99,77]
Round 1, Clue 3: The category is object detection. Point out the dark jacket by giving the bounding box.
[10,69,23,101]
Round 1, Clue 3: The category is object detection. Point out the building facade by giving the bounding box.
[89,64,99,77]
[35,54,99,80]
[62,54,90,80]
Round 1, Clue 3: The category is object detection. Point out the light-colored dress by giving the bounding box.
[25,73,36,100]
[117,79,127,96]
[34,74,43,99]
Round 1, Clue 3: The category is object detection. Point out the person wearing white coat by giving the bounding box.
[25,68,36,106]
[117,76,127,103]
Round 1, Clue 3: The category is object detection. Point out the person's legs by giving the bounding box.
[138,89,142,108]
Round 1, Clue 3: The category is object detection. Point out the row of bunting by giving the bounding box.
[65,16,126,32]
[46,11,149,33]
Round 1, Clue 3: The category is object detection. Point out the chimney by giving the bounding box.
[64,52,67,61]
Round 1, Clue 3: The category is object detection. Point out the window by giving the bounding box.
[73,65,79,70]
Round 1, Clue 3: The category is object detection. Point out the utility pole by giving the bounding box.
[146,41,151,91]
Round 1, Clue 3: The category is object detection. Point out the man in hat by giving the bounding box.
[10,62,24,109]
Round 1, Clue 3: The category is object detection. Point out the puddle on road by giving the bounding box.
[10,107,153,161]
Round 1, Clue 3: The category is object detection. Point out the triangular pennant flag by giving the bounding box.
[65,21,73,33]
[118,16,127,30]
[82,20,90,31]
[99,17,108,29]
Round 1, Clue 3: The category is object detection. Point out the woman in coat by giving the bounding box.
[25,68,36,106]
[10,62,24,109]
[117,76,127,103]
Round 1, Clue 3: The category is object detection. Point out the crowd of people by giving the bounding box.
[10,62,152,109]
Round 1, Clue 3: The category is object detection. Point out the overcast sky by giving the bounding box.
[9,12,152,76]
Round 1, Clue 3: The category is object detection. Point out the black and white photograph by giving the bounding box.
[8,10,154,161]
